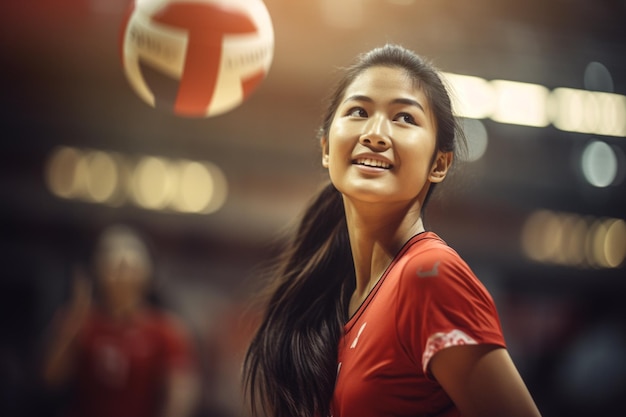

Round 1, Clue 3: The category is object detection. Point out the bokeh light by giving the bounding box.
[490,80,550,127]
[584,61,614,93]
[604,219,626,268]
[132,156,175,210]
[460,118,489,162]
[549,88,626,137]
[45,146,83,199]
[44,147,228,215]
[581,140,619,188]
[175,160,228,214]
[521,210,625,269]
[444,73,495,119]
[443,72,626,137]
[83,150,119,204]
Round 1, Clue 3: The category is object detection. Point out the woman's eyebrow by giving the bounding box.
[342,95,426,113]
[391,97,426,113]
[342,94,373,105]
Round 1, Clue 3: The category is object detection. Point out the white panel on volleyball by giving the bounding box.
[210,34,273,116]
[123,10,188,106]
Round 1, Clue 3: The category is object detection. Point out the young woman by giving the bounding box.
[42,225,199,417]
[243,44,541,417]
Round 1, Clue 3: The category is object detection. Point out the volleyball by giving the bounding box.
[120,0,274,117]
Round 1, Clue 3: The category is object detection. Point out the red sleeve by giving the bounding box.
[395,243,505,377]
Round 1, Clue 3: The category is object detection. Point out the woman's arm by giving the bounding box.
[41,272,91,387]
[430,344,542,417]
[158,314,201,417]
[160,367,200,417]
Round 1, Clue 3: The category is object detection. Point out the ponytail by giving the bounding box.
[243,183,354,417]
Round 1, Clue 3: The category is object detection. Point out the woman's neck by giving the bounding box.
[104,300,146,322]
[342,197,425,311]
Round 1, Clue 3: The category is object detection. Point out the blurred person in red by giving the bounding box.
[42,224,199,417]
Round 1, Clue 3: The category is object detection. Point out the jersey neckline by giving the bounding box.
[344,231,440,332]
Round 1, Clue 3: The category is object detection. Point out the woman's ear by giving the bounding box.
[321,136,329,168]
[429,151,453,183]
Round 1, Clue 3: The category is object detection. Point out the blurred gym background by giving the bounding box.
[1,1,625,416]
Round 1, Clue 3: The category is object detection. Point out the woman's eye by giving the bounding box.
[347,107,368,118]
[395,113,417,125]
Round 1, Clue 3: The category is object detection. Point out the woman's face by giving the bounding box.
[322,66,450,207]
[96,251,149,312]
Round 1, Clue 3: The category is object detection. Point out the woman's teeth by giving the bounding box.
[355,158,391,169]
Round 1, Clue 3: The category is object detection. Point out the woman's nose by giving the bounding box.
[359,114,391,149]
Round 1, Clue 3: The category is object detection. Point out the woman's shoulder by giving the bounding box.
[393,232,498,317]
[401,232,464,267]
[395,232,477,290]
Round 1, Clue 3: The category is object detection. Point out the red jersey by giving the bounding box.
[332,232,505,417]
[68,308,194,417]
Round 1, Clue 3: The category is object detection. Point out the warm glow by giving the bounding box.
[44,146,228,215]
[204,162,228,214]
[320,0,364,28]
[442,72,626,137]
[169,160,228,214]
[588,219,610,268]
[542,212,564,262]
[83,150,119,203]
[559,214,588,267]
[45,146,82,199]
[443,73,495,119]
[73,154,89,200]
[522,209,625,269]
[175,160,213,213]
[550,88,626,137]
[491,80,550,127]
[521,210,555,262]
[132,156,176,210]
[604,219,626,268]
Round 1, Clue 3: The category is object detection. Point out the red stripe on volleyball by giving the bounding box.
[152,3,258,117]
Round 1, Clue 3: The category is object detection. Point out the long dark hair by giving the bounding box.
[243,44,464,417]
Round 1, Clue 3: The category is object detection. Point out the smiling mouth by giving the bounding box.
[353,158,393,169]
